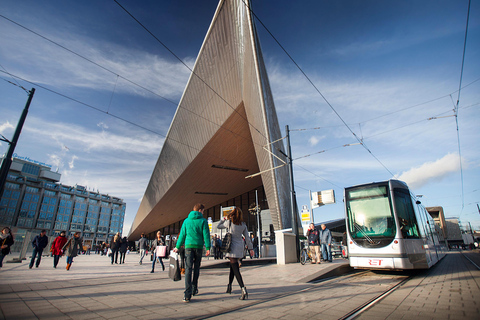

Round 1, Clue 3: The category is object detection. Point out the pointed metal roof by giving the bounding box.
[129,0,291,239]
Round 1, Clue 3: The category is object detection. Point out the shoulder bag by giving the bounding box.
[220,221,232,253]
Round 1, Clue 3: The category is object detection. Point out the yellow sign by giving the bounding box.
[301,210,310,222]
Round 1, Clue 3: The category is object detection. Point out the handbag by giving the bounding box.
[169,251,181,281]
[156,245,167,258]
[220,232,232,253]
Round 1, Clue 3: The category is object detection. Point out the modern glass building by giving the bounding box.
[0,156,126,247]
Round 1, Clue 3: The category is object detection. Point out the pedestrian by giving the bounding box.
[217,207,254,300]
[138,233,148,265]
[307,223,321,264]
[214,235,222,260]
[211,235,217,260]
[173,203,211,303]
[119,237,128,264]
[250,233,259,258]
[150,231,165,273]
[320,224,333,262]
[51,231,68,268]
[29,229,48,269]
[110,232,121,264]
[0,227,14,270]
[62,231,83,270]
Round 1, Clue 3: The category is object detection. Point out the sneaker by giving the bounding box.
[193,288,198,296]
[183,297,190,303]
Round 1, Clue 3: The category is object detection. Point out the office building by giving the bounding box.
[0,155,126,247]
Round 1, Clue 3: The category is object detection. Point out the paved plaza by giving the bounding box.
[0,251,479,319]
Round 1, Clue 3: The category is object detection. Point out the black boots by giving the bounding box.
[240,287,248,300]
[226,283,232,294]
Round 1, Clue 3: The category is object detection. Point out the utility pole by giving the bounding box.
[0,88,35,198]
[286,125,300,262]
[255,189,261,258]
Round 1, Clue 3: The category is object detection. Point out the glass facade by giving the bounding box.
[0,157,126,245]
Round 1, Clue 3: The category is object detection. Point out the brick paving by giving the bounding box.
[0,251,478,319]
[357,251,480,320]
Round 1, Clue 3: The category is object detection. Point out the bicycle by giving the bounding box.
[300,245,312,265]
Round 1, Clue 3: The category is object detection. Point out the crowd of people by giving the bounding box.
[0,203,320,303]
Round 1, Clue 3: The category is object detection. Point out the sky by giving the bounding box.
[0,0,479,235]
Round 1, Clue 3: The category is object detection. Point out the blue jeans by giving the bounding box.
[151,252,164,271]
[66,256,74,264]
[29,247,44,268]
[0,253,5,268]
[321,243,332,261]
[184,248,203,298]
[139,249,146,264]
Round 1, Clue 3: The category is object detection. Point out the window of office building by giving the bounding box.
[22,163,40,176]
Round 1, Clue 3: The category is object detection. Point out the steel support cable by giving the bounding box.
[0,14,179,107]
[0,70,255,168]
[242,0,395,178]
[289,78,480,132]
[0,63,29,94]
[454,0,471,210]
[112,0,267,141]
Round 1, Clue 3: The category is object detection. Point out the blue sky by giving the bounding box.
[1,0,479,235]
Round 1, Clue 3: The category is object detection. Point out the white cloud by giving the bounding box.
[397,153,464,189]
[309,136,321,146]
[97,122,109,130]
[0,121,14,134]
[0,22,192,99]
[68,155,78,169]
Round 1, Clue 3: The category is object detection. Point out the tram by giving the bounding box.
[345,180,445,270]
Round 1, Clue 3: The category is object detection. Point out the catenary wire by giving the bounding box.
[0,63,29,94]
[242,0,395,178]
[0,14,179,107]
[0,70,259,169]
[453,0,471,210]
[0,13,270,158]
[112,0,267,141]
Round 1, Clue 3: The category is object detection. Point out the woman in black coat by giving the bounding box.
[0,227,14,269]
[110,232,121,264]
[119,237,128,264]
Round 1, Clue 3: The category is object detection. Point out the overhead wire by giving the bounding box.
[0,69,255,169]
[0,13,267,159]
[0,14,179,106]
[0,63,29,94]
[112,0,267,141]
[456,0,472,213]
[242,0,396,178]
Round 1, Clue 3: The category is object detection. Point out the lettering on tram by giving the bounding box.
[345,180,446,270]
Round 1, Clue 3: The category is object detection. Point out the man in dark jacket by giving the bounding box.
[307,223,321,264]
[29,229,49,269]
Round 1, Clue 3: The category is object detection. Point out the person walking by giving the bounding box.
[150,231,165,273]
[138,233,148,265]
[320,224,333,262]
[173,203,211,303]
[119,237,128,264]
[217,207,254,300]
[307,223,321,264]
[110,232,121,264]
[62,231,83,270]
[29,229,48,269]
[250,233,259,258]
[51,231,68,268]
[0,227,14,270]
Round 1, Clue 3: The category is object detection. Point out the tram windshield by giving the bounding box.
[346,184,396,247]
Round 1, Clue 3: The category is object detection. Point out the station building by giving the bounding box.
[0,155,126,248]
[129,0,294,242]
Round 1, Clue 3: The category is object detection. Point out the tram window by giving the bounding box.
[346,186,396,239]
[393,190,420,238]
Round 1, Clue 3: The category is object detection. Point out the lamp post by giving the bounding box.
[0,88,35,198]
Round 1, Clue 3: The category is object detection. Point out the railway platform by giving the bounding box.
[0,251,478,319]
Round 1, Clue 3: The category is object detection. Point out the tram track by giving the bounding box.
[195,269,411,320]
